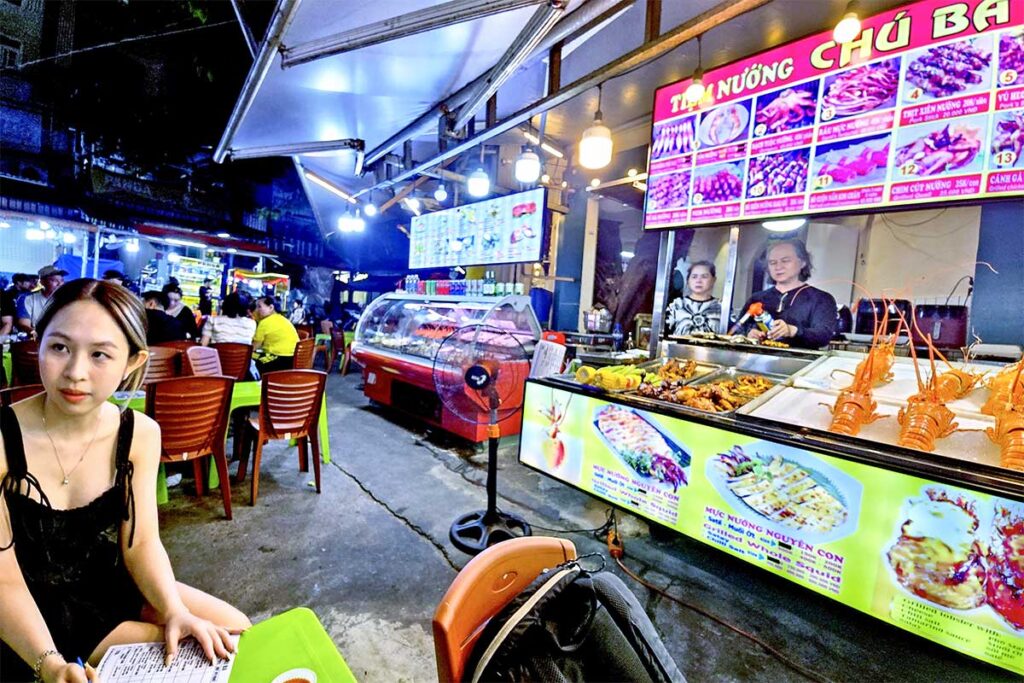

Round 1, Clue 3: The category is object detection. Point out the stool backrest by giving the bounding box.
[292,338,315,370]
[212,342,253,381]
[10,340,41,386]
[146,376,233,461]
[185,345,223,377]
[143,346,181,385]
[259,370,326,440]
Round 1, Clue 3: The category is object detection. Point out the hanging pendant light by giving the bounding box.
[684,35,706,104]
[467,168,491,197]
[833,1,862,44]
[434,183,448,202]
[515,148,541,183]
[579,83,613,170]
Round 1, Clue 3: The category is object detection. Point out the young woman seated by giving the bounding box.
[0,279,250,683]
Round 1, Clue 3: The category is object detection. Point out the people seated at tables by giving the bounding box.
[666,260,722,336]
[201,292,256,346]
[0,278,248,681]
[1,273,37,337]
[17,265,66,334]
[142,291,187,345]
[252,296,299,373]
[162,284,199,340]
[288,299,306,326]
[736,238,838,350]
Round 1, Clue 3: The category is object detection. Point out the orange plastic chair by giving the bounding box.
[143,346,181,385]
[0,383,45,407]
[146,376,235,519]
[297,328,312,340]
[433,536,577,682]
[292,338,315,370]
[185,345,223,377]
[10,340,41,386]
[211,342,253,381]
[153,340,197,352]
[235,369,327,505]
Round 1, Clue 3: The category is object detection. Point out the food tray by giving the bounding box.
[547,371,639,395]
[637,358,722,384]
[628,369,787,416]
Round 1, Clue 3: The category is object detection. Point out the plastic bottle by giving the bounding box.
[612,323,624,352]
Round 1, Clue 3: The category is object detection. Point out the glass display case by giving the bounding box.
[353,293,542,365]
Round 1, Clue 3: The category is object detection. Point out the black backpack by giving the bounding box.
[465,562,686,683]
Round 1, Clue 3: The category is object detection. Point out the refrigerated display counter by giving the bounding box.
[520,341,1024,675]
[351,293,541,442]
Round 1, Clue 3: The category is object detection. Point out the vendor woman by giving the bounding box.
[738,238,837,350]
[666,260,721,336]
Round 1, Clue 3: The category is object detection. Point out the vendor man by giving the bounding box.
[737,238,837,350]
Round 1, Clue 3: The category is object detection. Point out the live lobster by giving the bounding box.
[824,299,894,436]
[986,360,1024,471]
[897,328,958,453]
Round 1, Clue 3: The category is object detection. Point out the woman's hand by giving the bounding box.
[747,328,766,342]
[42,659,99,683]
[164,611,236,666]
[767,320,797,340]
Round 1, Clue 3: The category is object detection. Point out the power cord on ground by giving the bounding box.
[507,507,618,540]
[607,525,830,683]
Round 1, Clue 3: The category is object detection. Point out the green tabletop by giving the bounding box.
[2,351,10,385]
[230,607,355,682]
[121,381,331,505]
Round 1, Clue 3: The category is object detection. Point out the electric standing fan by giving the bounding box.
[432,324,532,554]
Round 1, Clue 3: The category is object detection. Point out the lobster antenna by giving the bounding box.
[897,306,924,391]
[1012,358,1024,402]
[926,334,939,397]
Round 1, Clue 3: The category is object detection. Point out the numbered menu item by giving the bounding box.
[651,116,696,160]
[814,135,891,188]
[894,117,986,178]
[822,59,901,119]
[991,111,1024,167]
[698,102,751,147]
[903,36,993,102]
[692,163,744,204]
[746,148,810,198]
[753,83,818,136]
[1000,29,1024,86]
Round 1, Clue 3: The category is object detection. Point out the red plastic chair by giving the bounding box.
[292,338,315,370]
[0,384,45,407]
[185,346,223,377]
[146,376,235,519]
[10,340,41,386]
[153,340,197,352]
[433,536,577,682]
[235,370,327,505]
[143,346,181,385]
[212,342,253,382]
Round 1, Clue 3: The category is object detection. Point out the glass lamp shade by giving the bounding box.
[514,150,541,183]
[578,120,613,170]
[833,12,861,43]
[684,75,706,103]
[467,168,491,197]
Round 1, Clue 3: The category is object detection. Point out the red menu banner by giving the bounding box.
[643,0,1024,229]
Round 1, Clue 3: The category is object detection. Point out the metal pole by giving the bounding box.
[228,138,363,160]
[361,0,633,169]
[361,0,771,194]
[648,231,674,357]
[229,0,258,58]
[281,0,545,68]
[92,228,102,279]
[578,195,600,332]
[718,225,740,334]
[451,0,567,131]
[213,0,303,164]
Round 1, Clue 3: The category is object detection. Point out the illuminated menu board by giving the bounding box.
[644,0,1024,229]
[409,188,546,269]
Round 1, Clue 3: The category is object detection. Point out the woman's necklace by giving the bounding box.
[41,404,103,486]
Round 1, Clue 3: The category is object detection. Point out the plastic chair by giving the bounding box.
[212,342,253,381]
[143,346,181,385]
[185,346,223,377]
[297,329,311,340]
[433,536,577,683]
[153,340,197,352]
[339,331,355,376]
[146,376,235,519]
[10,340,41,386]
[292,338,315,370]
[0,383,45,407]
[235,369,327,505]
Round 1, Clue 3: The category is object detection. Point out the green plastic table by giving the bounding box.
[2,351,11,385]
[230,607,356,682]
[122,381,331,505]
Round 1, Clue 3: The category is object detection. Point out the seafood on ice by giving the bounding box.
[823,60,900,116]
[594,405,689,491]
[816,141,890,186]
[887,490,987,610]
[906,39,992,98]
[713,446,848,533]
[754,86,816,134]
[895,124,982,177]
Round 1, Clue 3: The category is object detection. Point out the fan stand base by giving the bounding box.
[449,509,532,555]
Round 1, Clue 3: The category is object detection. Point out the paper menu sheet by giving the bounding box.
[96,638,237,683]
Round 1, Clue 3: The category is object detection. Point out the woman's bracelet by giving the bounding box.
[33,649,63,682]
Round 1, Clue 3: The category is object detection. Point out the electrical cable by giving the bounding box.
[944,275,972,305]
[605,516,831,683]
[504,507,617,538]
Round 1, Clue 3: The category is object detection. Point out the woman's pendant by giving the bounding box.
[62,477,70,486]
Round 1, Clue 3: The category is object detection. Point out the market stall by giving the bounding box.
[521,0,1024,675]
[229,269,290,301]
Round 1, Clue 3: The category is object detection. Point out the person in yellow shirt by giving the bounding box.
[252,296,300,372]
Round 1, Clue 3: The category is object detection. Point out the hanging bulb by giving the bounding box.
[467,168,491,197]
[684,35,706,104]
[405,196,421,213]
[434,184,448,202]
[578,83,613,170]
[514,148,541,183]
[833,1,861,44]
[363,202,378,217]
